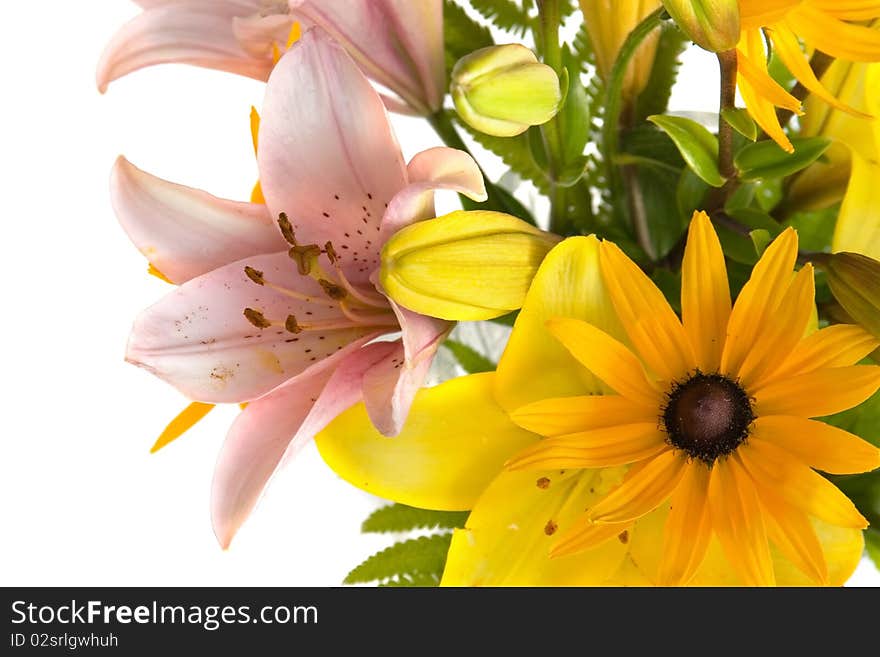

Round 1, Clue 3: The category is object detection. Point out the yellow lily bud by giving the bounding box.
[451,44,562,137]
[380,210,561,321]
[579,0,661,101]
[661,0,740,52]
[824,252,880,337]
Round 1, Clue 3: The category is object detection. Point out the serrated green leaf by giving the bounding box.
[648,114,724,187]
[443,339,497,374]
[468,0,534,36]
[344,534,453,586]
[456,115,550,194]
[734,137,832,182]
[634,25,686,122]
[362,503,469,534]
[443,0,493,74]
[721,107,757,141]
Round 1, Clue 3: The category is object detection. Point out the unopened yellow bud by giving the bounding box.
[380,210,561,321]
[661,0,740,52]
[451,44,562,137]
[824,252,880,337]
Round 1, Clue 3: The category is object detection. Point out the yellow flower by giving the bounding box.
[579,0,662,102]
[736,1,880,152]
[317,211,880,586]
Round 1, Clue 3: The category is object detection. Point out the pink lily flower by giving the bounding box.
[98,0,445,115]
[113,28,486,547]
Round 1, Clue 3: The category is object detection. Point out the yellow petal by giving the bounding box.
[751,415,880,475]
[681,211,731,372]
[707,457,776,586]
[721,228,798,377]
[809,1,880,21]
[494,236,626,412]
[756,485,828,585]
[150,401,215,453]
[505,423,668,470]
[834,153,880,261]
[250,180,265,205]
[315,373,536,511]
[753,365,880,417]
[549,518,632,559]
[738,0,801,28]
[588,450,686,523]
[147,263,173,284]
[599,240,696,382]
[788,5,880,62]
[737,264,815,389]
[510,394,656,436]
[380,210,560,321]
[440,469,629,585]
[657,461,712,586]
[769,323,879,383]
[738,438,868,529]
[768,25,872,118]
[545,318,661,408]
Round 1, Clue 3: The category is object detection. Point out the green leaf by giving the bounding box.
[443,0,493,74]
[559,46,592,167]
[823,388,880,448]
[726,208,782,235]
[468,0,534,36]
[749,229,771,257]
[456,115,550,194]
[648,114,725,187]
[721,107,757,141]
[634,25,686,123]
[362,503,469,534]
[344,534,453,586]
[676,168,709,221]
[716,224,759,265]
[442,339,496,374]
[783,204,839,253]
[734,137,832,182]
[866,528,880,571]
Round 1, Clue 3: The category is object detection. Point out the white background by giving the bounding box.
[1,1,876,586]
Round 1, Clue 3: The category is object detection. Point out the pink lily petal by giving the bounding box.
[363,301,452,436]
[257,28,407,285]
[232,13,298,59]
[110,157,286,284]
[289,0,444,115]
[97,1,274,92]
[210,336,388,548]
[126,251,384,403]
[379,146,488,242]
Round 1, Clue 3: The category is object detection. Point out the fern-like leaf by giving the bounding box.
[469,0,534,36]
[454,114,551,194]
[634,25,687,123]
[362,504,469,534]
[344,534,454,586]
[444,0,493,73]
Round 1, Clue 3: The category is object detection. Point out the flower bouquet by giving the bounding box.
[100,0,880,586]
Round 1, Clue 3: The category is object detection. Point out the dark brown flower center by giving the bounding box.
[662,372,754,463]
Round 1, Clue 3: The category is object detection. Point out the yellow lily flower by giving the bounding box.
[736,1,880,152]
[317,211,880,586]
[579,0,662,103]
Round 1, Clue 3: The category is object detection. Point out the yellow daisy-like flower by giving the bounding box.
[317,211,880,586]
[736,0,880,152]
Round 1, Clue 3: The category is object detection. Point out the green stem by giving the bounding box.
[536,0,569,235]
[601,7,664,258]
[717,49,738,181]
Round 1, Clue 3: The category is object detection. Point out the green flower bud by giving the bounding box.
[451,44,562,137]
[661,0,741,53]
[380,210,561,321]
[824,252,880,337]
